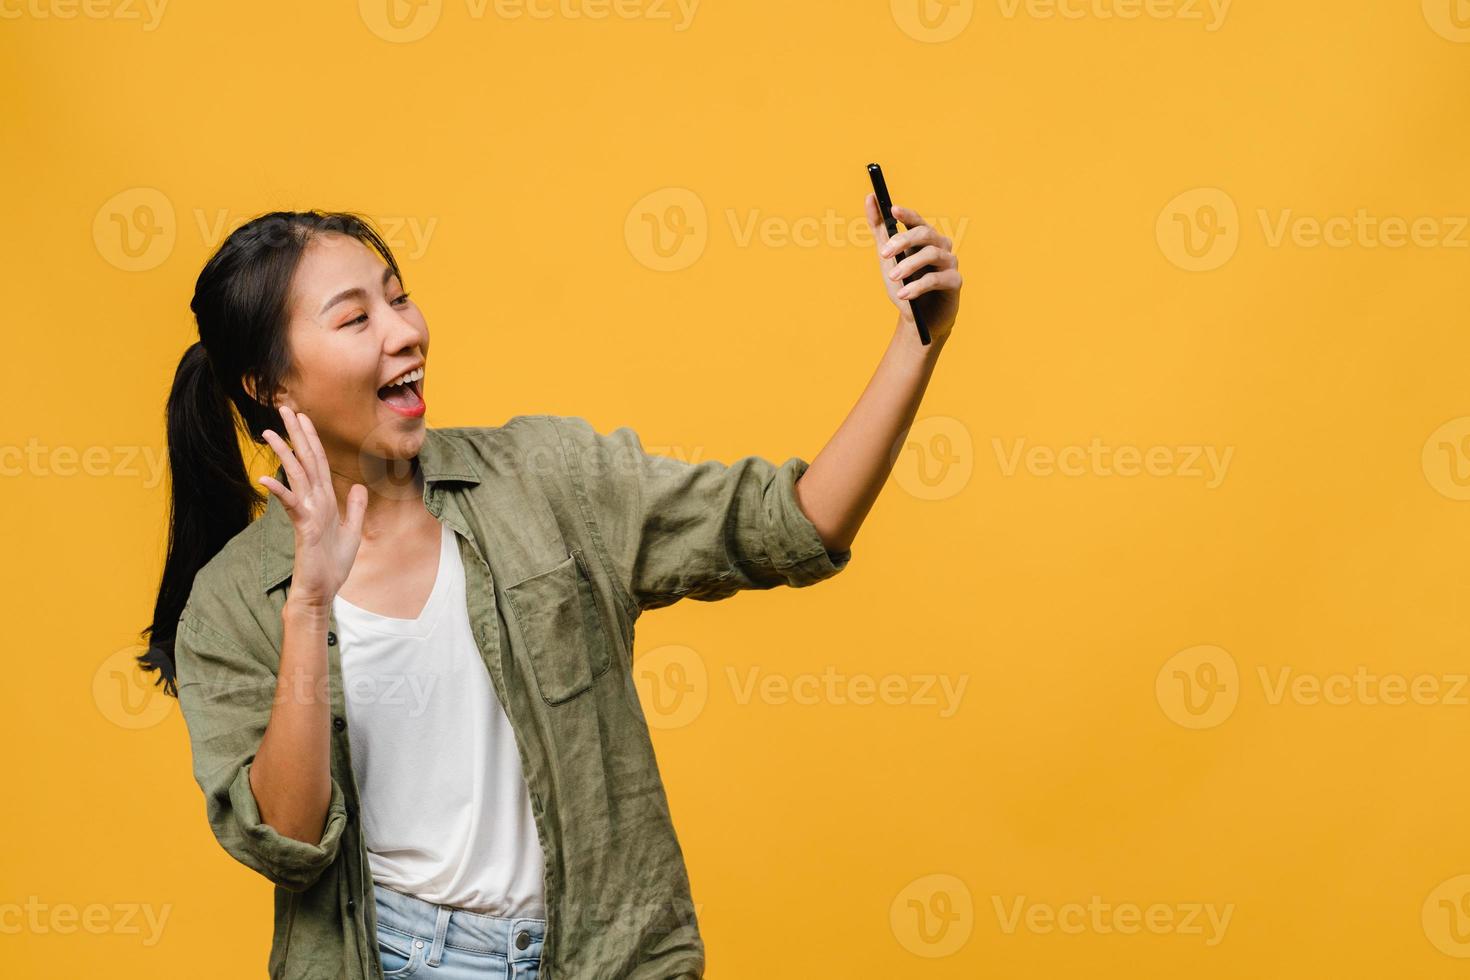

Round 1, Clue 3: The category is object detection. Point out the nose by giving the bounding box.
[383,297,426,355]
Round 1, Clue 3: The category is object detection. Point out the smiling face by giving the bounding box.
[268,232,429,473]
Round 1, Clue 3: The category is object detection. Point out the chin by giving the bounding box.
[359,419,427,465]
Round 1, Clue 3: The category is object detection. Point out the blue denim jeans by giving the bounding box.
[372,881,547,980]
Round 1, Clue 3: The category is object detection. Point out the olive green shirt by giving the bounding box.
[173,414,852,980]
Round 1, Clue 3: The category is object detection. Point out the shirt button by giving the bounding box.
[346,899,356,914]
[332,716,346,731]
[515,930,531,950]
[327,631,338,646]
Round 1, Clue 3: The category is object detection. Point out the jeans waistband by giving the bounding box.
[372,881,546,966]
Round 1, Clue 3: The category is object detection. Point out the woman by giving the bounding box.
[139,204,959,979]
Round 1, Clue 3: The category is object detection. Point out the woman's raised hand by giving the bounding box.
[865,193,963,346]
[258,405,369,608]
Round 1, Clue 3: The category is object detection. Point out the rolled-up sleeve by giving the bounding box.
[175,612,348,892]
[551,415,852,612]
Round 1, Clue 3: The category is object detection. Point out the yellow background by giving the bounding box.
[4,0,1470,976]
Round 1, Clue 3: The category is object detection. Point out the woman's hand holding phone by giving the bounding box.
[864,163,962,347]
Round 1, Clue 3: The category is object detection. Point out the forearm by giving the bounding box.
[249,597,335,845]
[794,315,947,553]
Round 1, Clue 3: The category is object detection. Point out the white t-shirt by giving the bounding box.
[332,521,547,916]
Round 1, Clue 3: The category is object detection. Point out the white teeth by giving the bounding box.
[385,366,423,388]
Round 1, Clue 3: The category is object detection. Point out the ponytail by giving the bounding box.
[137,341,262,697]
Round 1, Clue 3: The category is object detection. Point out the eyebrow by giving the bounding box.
[318,266,399,317]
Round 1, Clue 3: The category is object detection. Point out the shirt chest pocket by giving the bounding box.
[503,547,613,706]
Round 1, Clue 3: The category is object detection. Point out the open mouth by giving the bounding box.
[377,374,425,416]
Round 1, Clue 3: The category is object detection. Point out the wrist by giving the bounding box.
[893,314,947,362]
[284,594,333,626]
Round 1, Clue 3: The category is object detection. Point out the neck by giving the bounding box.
[325,451,428,542]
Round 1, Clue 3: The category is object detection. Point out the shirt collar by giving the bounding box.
[259,426,481,593]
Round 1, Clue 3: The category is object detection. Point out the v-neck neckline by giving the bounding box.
[332,523,454,638]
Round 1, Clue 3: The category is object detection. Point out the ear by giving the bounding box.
[242,373,277,408]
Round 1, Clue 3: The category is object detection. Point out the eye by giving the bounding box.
[344,293,410,327]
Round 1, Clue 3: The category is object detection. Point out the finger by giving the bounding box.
[882,203,928,254]
[863,192,882,231]
[262,426,310,497]
[891,204,928,229]
[896,268,963,300]
[882,222,947,258]
[344,483,368,535]
[888,244,956,282]
[258,473,299,511]
[274,405,315,494]
[864,193,894,254]
[294,411,332,494]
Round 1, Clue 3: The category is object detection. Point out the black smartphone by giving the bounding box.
[868,162,931,345]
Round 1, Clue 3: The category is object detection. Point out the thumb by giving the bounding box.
[864,192,891,251]
[344,484,369,537]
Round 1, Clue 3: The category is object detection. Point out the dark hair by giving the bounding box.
[137,210,406,697]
